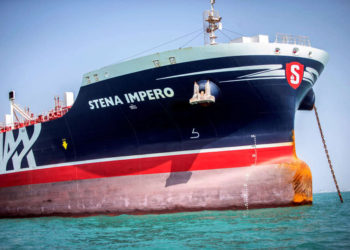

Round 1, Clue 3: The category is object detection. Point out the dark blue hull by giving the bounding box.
[12,55,322,169]
[0,53,325,217]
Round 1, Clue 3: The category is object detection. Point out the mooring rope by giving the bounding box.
[313,105,344,203]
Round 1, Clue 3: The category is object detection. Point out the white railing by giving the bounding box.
[275,33,311,47]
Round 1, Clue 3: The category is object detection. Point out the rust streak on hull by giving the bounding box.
[0,159,312,218]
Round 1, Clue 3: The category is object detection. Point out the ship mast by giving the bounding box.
[204,0,222,45]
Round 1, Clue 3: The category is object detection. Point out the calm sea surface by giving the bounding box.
[0,192,349,249]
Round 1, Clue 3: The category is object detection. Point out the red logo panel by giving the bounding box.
[286,62,304,89]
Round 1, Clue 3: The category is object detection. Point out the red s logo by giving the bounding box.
[286,62,304,89]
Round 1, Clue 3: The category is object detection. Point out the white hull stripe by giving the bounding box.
[156,65,282,81]
[2,142,293,174]
[156,64,318,85]
[220,76,285,83]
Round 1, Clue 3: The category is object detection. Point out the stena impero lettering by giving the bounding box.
[88,87,175,110]
[0,0,329,217]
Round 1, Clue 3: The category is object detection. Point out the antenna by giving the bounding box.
[211,0,215,10]
[203,0,222,45]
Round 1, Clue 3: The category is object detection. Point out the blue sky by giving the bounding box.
[0,0,349,193]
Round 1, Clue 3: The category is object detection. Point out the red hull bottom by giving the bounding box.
[0,157,312,218]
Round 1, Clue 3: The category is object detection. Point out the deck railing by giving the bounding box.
[0,106,72,134]
[275,33,311,47]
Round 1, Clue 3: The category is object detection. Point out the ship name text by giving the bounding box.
[88,87,175,110]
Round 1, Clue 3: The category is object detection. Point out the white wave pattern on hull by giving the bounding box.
[157,64,319,85]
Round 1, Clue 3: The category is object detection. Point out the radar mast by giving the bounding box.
[203,0,222,45]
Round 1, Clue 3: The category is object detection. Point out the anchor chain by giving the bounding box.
[313,105,343,203]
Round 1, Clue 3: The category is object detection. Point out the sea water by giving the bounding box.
[0,192,349,249]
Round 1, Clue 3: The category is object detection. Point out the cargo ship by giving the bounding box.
[0,1,328,217]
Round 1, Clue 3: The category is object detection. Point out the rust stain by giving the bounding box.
[291,159,312,203]
[277,131,312,204]
[292,130,297,158]
[280,159,312,204]
[281,131,312,204]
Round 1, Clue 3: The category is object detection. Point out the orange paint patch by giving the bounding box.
[280,157,312,204]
